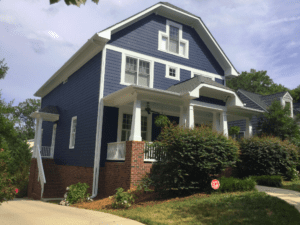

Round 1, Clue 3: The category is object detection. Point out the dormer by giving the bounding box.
[280,92,293,118]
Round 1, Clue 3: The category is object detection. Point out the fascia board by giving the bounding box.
[190,84,243,107]
[283,92,293,101]
[35,33,107,98]
[100,3,238,77]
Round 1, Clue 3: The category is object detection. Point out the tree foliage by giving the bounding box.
[0,58,9,80]
[50,0,99,7]
[13,99,41,140]
[257,100,300,141]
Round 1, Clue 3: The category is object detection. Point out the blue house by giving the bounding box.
[27,2,298,200]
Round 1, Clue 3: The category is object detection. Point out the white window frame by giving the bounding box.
[281,95,293,118]
[120,53,154,88]
[158,20,189,59]
[117,106,152,142]
[69,116,77,149]
[165,65,180,81]
[51,124,57,151]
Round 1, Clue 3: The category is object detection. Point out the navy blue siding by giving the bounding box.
[104,49,123,97]
[100,106,119,167]
[215,78,224,85]
[180,69,192,83]
[228,116,261,137]
[194,96,226,106]
[108,14,224,75]
[41,121,53,147]
[41,51,102,167]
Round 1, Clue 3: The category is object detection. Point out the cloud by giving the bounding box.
[290,53,298,58]
[266,16,300,25]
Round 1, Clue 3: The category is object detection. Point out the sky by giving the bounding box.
[0,0,300,107]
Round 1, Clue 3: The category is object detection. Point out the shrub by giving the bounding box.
[229,126,240,139]
[147,123,239,197]
[65,182,91,204]
[216,177,256,193]
[109,187,138,209]
[236,135,299,180]
[0,159,18,205]
[250,175,283,187]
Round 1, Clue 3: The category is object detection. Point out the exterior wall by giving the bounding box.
[27,158,41,200]
[41,51,102,168]
[228,115,261,137]
[108,13,224,75]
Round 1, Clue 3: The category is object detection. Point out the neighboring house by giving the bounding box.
[228,90,296,139]
[27,139,35,154]
[27,2,291,200]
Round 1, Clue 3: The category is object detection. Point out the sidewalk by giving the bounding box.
[255,185,300,213]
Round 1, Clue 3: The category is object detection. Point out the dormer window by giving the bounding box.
[158,20,189,58]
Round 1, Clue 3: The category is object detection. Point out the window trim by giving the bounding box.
[280,96,293,118]
[192,72,215,81]
[165,65,180,80]
[117,106,152,142]
[120,53,154,88]
[158,20,189,59]
[51,124,57,152]
[69,116,77,149]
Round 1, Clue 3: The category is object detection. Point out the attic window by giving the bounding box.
[158,20,189,58]
[165,65,180,81]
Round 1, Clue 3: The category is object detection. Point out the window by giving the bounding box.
[194,74,213,80]
[121,114,148,141]
[158,20,189,58]
[69,116,77,149]
[124,56,150,87]
[165,65,180,80]
[285,101,291,115]
[51,124,57,150]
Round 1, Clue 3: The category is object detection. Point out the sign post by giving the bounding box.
[211,179,220,190]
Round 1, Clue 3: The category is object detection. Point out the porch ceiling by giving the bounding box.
[30,111,59,122]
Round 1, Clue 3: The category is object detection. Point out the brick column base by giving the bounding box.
[27,158,42,200]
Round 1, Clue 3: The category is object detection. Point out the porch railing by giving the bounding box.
[36,145,46,199]
[144,142,167,162]
[41,146,54,158]
[107,142,126,160]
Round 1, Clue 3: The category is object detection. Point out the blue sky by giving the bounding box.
[1,0,299,107]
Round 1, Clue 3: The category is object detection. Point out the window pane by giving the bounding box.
[72,133,75,147]
[180,42,185,55]
[142,132,147,141]
[161,36,168,50]
[169,68,176,77]
[72,119,77,132]
[125,71,137,84]
[141,116,147,132]
[169,26,179,53]
[138,60,150,87]
[138,74,149,87]
[121,130,126,142]
[169,40,178,53]
[125,57,137,84]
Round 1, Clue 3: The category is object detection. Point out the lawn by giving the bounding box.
[68,188,300,225]
[281,179,300,192]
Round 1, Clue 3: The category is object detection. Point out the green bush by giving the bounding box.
[236,135,299,181]
[66,182,90,204]
[250,175,283,187]
[0,159,18,205]
[147,123,239,197]
[216,177,256,193]
[109,187,138,209]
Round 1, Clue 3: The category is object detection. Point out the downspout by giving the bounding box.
[90,37,108,199]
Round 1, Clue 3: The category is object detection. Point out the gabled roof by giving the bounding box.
[260,91,287,106]
[167,76,233,94]
[237,90,268,111]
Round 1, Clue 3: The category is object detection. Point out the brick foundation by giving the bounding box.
[27,158,42,200]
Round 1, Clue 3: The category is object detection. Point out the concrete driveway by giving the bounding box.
[0,199,144,225]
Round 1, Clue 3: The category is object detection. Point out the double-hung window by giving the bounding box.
[158,20,189,58]
[121,114,148,141]
[125,56,150,87]
[69,116,77,149]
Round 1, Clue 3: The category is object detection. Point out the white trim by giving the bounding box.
[117,105,152,142]
[106,44,224,80]
[165,64,180,80]
[40,129,43,148]
[120,53,154,88]
[51,124,57,156]
[92,47,106,198]
[282,93,293,118]
[192,71,215,81]
[158,20,189,59]
[69,116,77,149]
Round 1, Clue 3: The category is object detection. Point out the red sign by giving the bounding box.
[211,179,220,190]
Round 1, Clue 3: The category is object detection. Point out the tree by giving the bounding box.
[290,85,300,103]
[13,99,41,140]
[50,0,99,7]
[0,58,9,80]
[257,100,300,141]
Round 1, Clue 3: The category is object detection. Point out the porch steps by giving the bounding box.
[42,159,66,198]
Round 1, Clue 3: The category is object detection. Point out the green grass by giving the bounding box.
[281,179,300,192]
[46,200,61,205]
[95,190,300,225]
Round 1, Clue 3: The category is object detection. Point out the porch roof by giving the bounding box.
[30,106,60,122]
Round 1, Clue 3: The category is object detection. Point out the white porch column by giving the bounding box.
[129,99,142,141]
[220,110,228,138]
[188,105,194,129]
[32,118,40,158]
[179,106,188,128]
[245,117,253,138]
[35,117,43,156]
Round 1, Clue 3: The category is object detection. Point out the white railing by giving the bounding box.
[36,146,46,199]
[107,142,126,160]
[144,142,167,162]
[41,146,54,158]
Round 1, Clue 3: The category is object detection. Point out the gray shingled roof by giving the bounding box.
[167,75,233,94]
[237,89,268,111]
[260,92,287,106]
[39,106,59,114]
[294,102,300,115]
